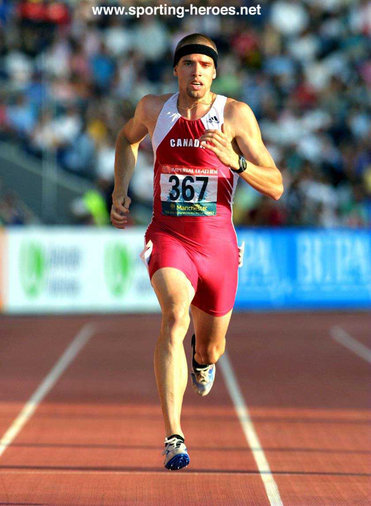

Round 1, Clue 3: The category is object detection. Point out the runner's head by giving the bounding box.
[173,34,218,99]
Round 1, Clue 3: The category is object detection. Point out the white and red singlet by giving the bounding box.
[144,92,239,316]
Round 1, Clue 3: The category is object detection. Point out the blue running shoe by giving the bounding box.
[190,334,216,397]
[163,435,190,471]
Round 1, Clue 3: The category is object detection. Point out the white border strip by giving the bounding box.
[219,352,283,506]
[0,322,97,458]
[330,326,371,364]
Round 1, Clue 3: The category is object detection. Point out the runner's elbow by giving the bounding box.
[116,129,140,152]
[116,127,129,146]
[271,183,284,200]
[271,171,284,200]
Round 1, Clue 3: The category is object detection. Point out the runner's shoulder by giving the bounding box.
[224,98,256,134]
[224,98,254,120]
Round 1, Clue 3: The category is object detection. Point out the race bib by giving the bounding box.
[160,165,218,217]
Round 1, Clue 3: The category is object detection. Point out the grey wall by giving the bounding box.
[0,142,93,224]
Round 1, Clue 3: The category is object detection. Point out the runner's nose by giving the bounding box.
[192,63,203,76]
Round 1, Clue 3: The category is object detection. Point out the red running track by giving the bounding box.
[0,312,370,505]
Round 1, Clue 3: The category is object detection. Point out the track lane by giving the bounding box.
[0,315,270,505]
[1,313,370,505]
[227,313,371,505]
[0,317,94,436]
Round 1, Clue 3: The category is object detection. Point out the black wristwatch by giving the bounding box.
[231,156,248,174]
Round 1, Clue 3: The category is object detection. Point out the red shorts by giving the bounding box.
[143,224,239,317]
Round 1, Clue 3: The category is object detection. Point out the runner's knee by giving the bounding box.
[197,339,226,364]
[161,306,190,343]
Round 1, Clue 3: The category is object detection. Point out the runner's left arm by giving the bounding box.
[199,101,283,200]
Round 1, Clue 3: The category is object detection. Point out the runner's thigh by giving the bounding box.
[151,267,195,315]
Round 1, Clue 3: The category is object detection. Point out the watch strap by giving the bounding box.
[231,156,247,174]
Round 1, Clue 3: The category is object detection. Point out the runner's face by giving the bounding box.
[174,54,216,99]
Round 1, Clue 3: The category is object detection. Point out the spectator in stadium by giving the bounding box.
[0,0,368,228]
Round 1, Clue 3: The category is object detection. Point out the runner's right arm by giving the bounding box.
[111,97,150,229]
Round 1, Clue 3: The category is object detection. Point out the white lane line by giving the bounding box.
[330,326,371,365]
[0,470,278,475]
[219,352,283,506]
[0,322,97,458]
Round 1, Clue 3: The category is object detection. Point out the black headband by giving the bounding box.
[173,43,218,69]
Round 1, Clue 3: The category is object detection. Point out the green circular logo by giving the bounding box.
[19,241,46,298]
[104,243,132,296]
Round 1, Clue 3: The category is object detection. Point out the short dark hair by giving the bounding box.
[175,33,218,54]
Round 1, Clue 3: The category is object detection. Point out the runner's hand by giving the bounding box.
[111,194,131,229]
[199,125,239,170]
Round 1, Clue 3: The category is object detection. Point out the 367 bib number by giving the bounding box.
[160,166,218,217]
[168,175,208,202]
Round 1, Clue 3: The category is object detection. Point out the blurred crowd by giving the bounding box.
[0,0,370,227]
[0,177,37,225]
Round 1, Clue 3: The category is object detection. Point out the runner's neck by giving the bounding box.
[177,92,216,121]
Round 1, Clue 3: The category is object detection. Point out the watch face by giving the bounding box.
[239,156,247,171]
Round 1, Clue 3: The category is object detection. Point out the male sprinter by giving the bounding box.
[111,34,283,470]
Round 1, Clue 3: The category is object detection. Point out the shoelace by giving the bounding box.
[163,436,184,455]
[165,437,183,451]
[195,365,212,384]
